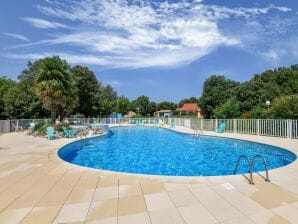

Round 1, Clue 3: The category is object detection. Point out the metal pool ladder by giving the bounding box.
[193,129,203,138]
[234,154,270,185]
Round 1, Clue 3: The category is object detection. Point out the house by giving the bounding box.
[124,111,136,118]
[176,103,203,118]
[154,110,173,118]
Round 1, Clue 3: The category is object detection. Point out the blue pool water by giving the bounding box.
[58,126,296,176]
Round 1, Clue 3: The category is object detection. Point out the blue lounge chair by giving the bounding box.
[62,126,77,138]
[136,119,140,126]
[216,123,225,133]
[46,127,59,140]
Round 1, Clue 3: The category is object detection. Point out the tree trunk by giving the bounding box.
[59,107,64,122]
[51,111,56,124]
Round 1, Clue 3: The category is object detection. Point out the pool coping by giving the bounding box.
[54,124,298,183]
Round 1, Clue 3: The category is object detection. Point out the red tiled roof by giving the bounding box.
[176,103,200,112]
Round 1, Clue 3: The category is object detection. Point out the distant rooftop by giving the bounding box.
[176,103,200,112]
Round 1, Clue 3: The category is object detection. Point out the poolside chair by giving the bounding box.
[46,127,59,140]
[141,120,146,125]
[136,119,140,126]
[216,123,225,133]
[170,119,176,128]
[62,126,77,138]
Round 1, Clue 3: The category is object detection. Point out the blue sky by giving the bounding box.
[0,0,297,102]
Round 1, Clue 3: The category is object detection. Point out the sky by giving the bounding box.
[0,0,297,102]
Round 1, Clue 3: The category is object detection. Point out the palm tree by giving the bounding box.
[34,56,78,123]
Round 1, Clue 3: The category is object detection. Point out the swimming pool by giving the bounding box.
[58,126,296,176]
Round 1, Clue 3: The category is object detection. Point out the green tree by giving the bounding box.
[95,85,118,116]
[71,66,100,117]
[0,76,15,118]
[33,56,78,122]
[158,101,178,110]
[213,98,241,119]
[130,96,156,116]
[116,96,130,115]
[250,106,267,119]
[3,82,47,119]
[200,75,239,118]
[268,95,298,119]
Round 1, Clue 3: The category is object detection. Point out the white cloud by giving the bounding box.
[6,1,292,68]
[3,32,29,41]
[20,17,67,29]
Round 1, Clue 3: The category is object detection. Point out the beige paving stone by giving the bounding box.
[201,198,243,222]
[97,176,118,187]
[145,192,175,211]
[140,181,165,194]
[37,189,74,206]
[211,185,266,215]
[66,189,95,204]
[21,205,61,224]
[249,210,290,224]
[221,216,254,224]
[118,212,151,224]
[73,172,98,190]
[271,204,298,224]
[86,217,117,224]
[93,186,118,201]
[53,202,90,224]
[168,189,199,207]
[118,195,147,216]
[178,204,217,224]
[290,201,298,209]
[251,177,298,209]
[119,184,142,198]
[149,208,186,224]
[8,173,64,209]
[163,183,187,192]
[86,199,118,221]
[0,207,32,224]
[189,185,222,204]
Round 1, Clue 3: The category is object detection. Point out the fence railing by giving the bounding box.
[0,118,297,139]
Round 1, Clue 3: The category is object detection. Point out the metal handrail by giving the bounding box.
[251,155,270,182]
[234,155,253,184]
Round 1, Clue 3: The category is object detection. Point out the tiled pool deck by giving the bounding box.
[0,125,297,224]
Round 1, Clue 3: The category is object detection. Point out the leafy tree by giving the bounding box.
[268,95,298,119]
[158,101,178,110]
[213,98,241,119]
[178,97,199,107]
[0,77,15,118]
[33,56,78,122]
[95,85,118,116]
[250,106,268,119]
[200,75,239,118]
[130,96,156,116]
[71,66,100,117]
[3,82,47,119]
[116,96,130,115]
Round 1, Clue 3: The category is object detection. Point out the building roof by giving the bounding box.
[176,103,200,112]
[154,109,172,113]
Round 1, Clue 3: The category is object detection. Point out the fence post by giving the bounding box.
[257,119,260,136]
[215,119,218,130]
[233,119,237,133]
[287,120,292,138]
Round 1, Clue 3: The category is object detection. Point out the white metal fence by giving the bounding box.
[0,118,298,139]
